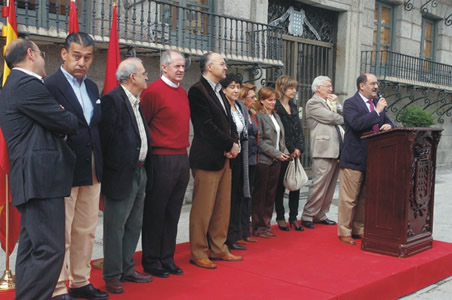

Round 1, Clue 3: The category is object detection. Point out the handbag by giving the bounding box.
[283,157,308,191]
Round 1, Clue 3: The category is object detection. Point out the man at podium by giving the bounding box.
[337,73,393,245]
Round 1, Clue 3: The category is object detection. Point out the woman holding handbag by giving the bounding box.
[274,75,306,231]
[252,87,290,238]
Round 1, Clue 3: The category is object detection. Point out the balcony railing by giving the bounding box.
[0,0,283,66]
[361,50,452,88]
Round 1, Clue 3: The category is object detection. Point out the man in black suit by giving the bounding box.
[0,38,78,300]
[45,32,108,300]
[99,57,152,294]
[337,73,393,245]
[188,52,242,269]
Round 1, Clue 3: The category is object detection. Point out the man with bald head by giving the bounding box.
[188,52,242,269]
[100,58,152,294]
[140,50,190,277]
[337,73,393,246]
[0,38,78,300]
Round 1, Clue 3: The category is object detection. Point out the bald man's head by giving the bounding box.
[5,38,35,69]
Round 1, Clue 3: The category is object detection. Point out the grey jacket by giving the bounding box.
[256,111,288,165]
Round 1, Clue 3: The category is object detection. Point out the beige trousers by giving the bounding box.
[337,168,366,237]
[189,159,231,260]
[53,154,101,296]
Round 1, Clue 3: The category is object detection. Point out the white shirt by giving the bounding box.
[269,114,281,151]
[161,75,179,88]
[203,75,227,113]
[13,67,43,82]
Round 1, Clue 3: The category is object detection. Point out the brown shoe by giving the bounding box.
[189,258,217,269]
[106,279,124,294]
[245,237,257,243]
[121,270,152,283]
[339,236,356,245]
[255,232,271,238]
[236,239,247,246]
[265,231,277,237]
[210,253,243,262]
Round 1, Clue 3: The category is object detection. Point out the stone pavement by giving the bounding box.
[1,167,452,299]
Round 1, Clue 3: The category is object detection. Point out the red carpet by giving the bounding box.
[2,225,452,299]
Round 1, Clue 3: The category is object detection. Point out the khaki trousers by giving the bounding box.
[189,159,231,260]
[53,154,101,296]
[337,168,366,237]
[302,158,339,222]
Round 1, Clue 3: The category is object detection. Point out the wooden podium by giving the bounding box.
[361,128,442,257]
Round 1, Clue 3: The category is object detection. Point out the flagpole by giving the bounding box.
[0,175,15,291]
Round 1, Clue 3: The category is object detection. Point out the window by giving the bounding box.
[373,1,394,63]
[421,18,436,61]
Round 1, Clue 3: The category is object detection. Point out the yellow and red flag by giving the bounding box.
[0,0,21,255]
[69,0,79,33]
[103,2,120,95]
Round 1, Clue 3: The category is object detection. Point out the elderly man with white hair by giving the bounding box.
[301,76,344,229]
[99,57,152,294]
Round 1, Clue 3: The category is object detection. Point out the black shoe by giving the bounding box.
[302,220,315,229]
[144,266,170,278]
[69,284,109,300]
[276,220,290,231]
[227,242,247,250]
[319,218,336,225]
[163,263,184,275]
[289,220,304,231]
[51,294,75,300]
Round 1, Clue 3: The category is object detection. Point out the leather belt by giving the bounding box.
[137,161,145,168]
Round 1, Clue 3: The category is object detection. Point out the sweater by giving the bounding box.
[140,78,190,154]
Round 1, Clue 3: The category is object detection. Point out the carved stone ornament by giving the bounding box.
[268,0,337,43]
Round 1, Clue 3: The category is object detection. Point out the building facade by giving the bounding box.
[1,0,451,175]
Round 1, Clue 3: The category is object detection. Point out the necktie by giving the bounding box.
[367,99,379,133]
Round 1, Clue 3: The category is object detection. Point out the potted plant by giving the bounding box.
[399,105,435,128]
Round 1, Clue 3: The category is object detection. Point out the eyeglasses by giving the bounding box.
[320,84,332,88]
[32,49,45,58]
[134,71,148,77]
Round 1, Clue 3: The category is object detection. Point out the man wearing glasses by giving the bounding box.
[302,76,344,230]
[0,38,78,300]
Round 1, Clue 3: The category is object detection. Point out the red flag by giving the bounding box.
[69,0,79,33]
[103,3,120,95]
[0,0,21,255]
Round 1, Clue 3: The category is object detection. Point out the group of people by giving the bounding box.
[0,31,393,300]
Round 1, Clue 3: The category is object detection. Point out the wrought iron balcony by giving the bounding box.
[360,50,452,90]
[0,0,283,66]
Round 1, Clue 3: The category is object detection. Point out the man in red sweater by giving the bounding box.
[140,50,190,277]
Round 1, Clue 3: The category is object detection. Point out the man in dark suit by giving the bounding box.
[99,57,152,294]
[188,52,242,269]
[45,32,107,300]
[0,38,78,300]
[337,73,393,245]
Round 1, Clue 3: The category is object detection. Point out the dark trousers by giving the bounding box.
[142,154,189,268]
[103,167,146,281]
[274,159,300,221]
[226,154,250,244]
[15,197,65,300]
[252,161,281,235]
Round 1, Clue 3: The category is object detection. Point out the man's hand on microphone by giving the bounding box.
[376,97,387,113]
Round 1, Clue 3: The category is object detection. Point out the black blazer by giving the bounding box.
[339,92,393,172]
[0,69,78,206]
[99,85,151,200]
[45,68,103,186]
[188,77,238,171]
